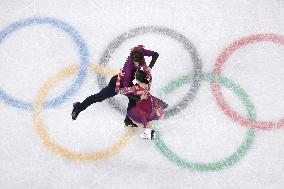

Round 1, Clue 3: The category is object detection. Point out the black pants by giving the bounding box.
[79,75,137,115]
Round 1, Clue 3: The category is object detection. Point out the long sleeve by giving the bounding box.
[121,56,135,88]
[121,48,159,88]
[141,48,159,68]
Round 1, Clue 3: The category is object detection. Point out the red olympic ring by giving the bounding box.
[211,33,284,130]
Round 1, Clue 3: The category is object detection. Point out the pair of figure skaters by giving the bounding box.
[71,45,168,140]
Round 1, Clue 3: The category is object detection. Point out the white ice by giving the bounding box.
[0,0,284,188]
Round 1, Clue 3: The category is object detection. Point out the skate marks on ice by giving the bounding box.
[96,25,203,119]
[0,17,89,111]
[32,64,134,161]
[211,33,284,130]
[155,72,256,171]
[1,17,283,171]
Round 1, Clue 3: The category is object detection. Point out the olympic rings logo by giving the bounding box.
[1,17,283,172]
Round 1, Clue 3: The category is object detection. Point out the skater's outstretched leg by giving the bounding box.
[72,75,118,120]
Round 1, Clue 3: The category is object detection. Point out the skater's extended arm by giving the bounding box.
[121,47,158,88]
[141,48,159,69]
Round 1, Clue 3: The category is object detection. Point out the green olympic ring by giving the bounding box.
[154,72,256,171]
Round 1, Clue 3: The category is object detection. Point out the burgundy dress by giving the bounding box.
[115,71,168,128]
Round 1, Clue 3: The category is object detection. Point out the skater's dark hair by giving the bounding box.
[130,48,145,64]
[135,70,149,84]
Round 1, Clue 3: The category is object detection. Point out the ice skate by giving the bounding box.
[124,116,138,127]
[139,128,155,140]
[71,102,81,120]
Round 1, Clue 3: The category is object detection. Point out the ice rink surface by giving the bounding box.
[0,0,284,188]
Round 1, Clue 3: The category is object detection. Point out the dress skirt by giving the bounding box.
[127,95,168,127]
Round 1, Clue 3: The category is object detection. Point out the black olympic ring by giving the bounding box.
[96,25,203,119]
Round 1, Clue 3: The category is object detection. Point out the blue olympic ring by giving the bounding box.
[0,17,89,111]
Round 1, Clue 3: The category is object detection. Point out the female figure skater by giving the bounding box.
[71,45,159,128]
[115,69,168,140]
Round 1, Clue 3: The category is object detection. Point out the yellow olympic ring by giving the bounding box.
[32,64,134,161]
